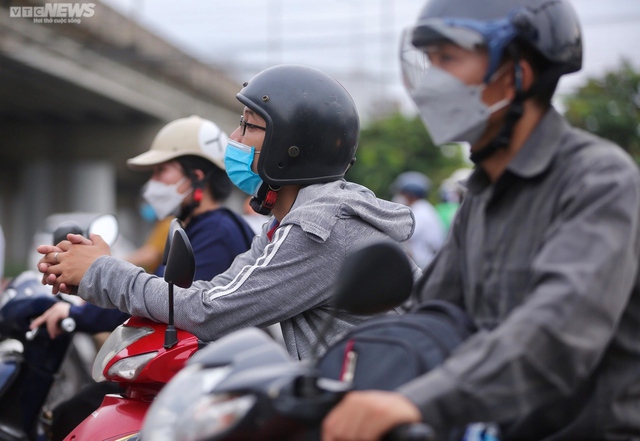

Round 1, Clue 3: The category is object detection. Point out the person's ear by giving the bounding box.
[519,58,535,95]
[192,169,205,182]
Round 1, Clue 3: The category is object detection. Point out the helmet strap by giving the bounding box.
[178,169,207,222]
[470,46,525,165]
[345,157,357,175]
[250,183,280,216]
[470,91,525,164]
[470,51,566,165]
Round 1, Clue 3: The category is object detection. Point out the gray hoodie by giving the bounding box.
[78,180,417,359]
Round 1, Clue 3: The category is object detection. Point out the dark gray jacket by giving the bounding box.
[399,109,640,440]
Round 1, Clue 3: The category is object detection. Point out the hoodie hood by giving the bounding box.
[283,180,415,243]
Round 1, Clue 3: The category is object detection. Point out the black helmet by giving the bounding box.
[409,0,582,82]
[236,64,360,187]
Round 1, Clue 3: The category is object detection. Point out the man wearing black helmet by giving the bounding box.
[37,65,417,361]
[323,0,640,439]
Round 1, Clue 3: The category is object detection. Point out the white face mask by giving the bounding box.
[142,177,191,220]
[409,66,510,147]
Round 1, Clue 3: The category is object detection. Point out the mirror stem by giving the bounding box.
[164,283,178,349]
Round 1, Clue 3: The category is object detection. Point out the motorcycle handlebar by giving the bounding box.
[25,317,77,341]
[383,423,436,441]
[60,317,77,333]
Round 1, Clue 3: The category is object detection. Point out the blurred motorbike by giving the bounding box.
[0,213,119,441]
[141,241,436,441]
[62,220,200,441]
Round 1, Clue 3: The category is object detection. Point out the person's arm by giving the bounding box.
[28,299,130,338]
[76,223,345,341]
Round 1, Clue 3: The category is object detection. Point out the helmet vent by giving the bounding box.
[262,95,270,102]
[288,146,300,157]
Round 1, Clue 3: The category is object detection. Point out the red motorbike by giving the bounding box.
[141,241,436,441]
[64,222,198,441]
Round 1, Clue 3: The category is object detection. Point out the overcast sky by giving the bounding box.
[102,0,640,122]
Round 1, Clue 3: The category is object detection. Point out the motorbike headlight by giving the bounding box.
[141,364,233,441]
[92,324,154,382]
[174,394,256,441]
[107,351,157,380]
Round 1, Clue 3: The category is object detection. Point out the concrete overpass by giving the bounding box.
[0,0,244,273]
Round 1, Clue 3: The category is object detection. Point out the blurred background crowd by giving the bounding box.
[0,0,638,280]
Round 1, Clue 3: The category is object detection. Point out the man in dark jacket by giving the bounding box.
[322,0,640,439]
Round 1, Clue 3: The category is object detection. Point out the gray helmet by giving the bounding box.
[236,64,360,187]
[391,171,431,199]
[410,0,582,82]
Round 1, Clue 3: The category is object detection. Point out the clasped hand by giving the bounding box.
[37,233,111,294]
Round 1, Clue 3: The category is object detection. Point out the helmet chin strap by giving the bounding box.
[178,171,207,222]
[469,59,565,165]
[469,92,525,164]
[470,46,525,165]
[250,183,280,215]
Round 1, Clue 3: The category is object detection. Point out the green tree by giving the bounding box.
[347,112,469,201]
[564,59,640,164]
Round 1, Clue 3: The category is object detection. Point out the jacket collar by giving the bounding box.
[467,107,566,194]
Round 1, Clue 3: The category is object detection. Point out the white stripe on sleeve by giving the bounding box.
[207,224,292,301]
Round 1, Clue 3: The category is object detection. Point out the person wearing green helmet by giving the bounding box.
[323,0,640,439]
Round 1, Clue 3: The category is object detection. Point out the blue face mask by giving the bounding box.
[224,139,263,195]
[139,202,157,223]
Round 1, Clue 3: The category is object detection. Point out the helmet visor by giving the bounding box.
[400,22,485,94]
[413,19,486,51]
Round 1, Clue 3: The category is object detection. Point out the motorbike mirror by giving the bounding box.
[332,241,414,315]
[52,222,83,245]
[164,229,195,289]
[162,218,185,266]
[87,214,119,247]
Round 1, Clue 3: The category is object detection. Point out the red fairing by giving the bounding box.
[65,394,149,441]
[64,317,199,441]
[103,316,199,384]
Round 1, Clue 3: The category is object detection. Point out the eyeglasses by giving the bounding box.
[239,115,267,136]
